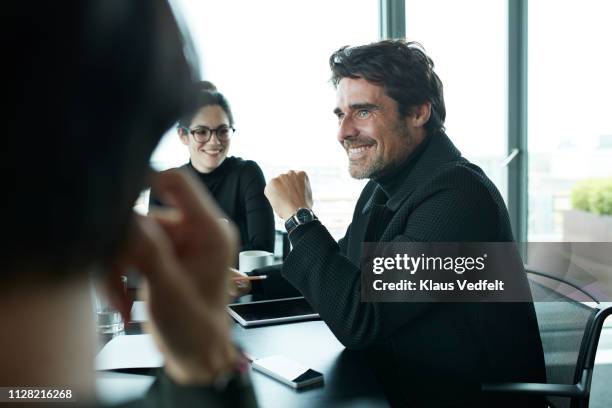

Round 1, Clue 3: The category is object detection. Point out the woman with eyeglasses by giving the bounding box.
[149,81,275,255]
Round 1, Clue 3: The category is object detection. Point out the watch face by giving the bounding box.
[296,208,312,223]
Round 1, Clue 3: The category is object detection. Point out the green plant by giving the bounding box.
[571,178,612,215]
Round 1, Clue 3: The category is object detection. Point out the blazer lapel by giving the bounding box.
[363,185,392,242]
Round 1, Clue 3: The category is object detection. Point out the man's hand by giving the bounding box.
[115,169,239,385]
[264,170,313,220]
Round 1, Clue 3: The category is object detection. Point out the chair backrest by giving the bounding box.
[527,270,598,408]
[274,229,290,260]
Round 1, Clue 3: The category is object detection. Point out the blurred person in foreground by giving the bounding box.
[1,1,256,407]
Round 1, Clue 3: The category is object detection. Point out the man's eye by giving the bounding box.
[195,128,210,136]
[336,113,345,122]
[357,110,370,119]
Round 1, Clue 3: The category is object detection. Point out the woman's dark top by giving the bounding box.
[149,156,275,253]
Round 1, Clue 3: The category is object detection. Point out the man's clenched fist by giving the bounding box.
[264,171,313,220]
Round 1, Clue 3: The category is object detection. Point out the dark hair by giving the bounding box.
[329,40,446,135]
[3,0,196,281]
[177,81,235,128]
[198,81,217,92]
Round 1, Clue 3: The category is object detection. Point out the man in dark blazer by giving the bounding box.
[264,40,546,407]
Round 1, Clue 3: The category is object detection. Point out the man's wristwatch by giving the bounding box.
[284,208,317,234]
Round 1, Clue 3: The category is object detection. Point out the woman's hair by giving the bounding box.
[178,81,235,128]
[198,81,217,92]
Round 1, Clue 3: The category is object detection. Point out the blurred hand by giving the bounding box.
[264,170,313,220]
[228,268,252,298]
[115,169,239,385]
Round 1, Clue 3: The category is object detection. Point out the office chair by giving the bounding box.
[482,267,612,408]
[274,229,290,260]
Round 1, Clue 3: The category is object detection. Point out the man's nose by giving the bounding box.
[337,117,358,143]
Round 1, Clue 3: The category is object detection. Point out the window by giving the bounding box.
[528,0,612,241]
[146,0,379,237]
[405,0,509,202]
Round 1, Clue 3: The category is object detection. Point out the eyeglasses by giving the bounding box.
[181,125,235,143]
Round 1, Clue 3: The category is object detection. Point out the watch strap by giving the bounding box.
[284,208,316,234]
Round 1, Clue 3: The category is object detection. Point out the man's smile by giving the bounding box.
[347,144,375,160]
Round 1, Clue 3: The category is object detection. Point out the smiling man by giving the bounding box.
[333,76,427,180]
[264,40,546,407]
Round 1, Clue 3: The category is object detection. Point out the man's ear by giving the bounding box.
[408,102,431,128]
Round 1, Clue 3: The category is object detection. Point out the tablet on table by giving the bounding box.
[227,296,320,327]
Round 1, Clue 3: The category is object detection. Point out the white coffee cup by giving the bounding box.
[239,250,275,273]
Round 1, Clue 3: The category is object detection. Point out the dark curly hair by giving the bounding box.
[329,40,446,135]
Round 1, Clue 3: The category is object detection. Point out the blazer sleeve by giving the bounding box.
[250,220,354,300]
[281,178,501,350]
[239,161,275,252]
